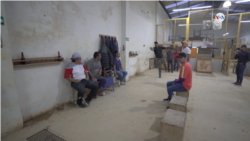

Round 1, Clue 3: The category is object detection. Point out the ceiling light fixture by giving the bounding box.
[179,24,202,26]
[235,0,250,3]
[191,6,212,10]
[173,8,190,12]
[241,20,250,22]
[223,0,231,8]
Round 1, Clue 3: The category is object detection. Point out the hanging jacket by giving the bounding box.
[100,36,113,70]
[110,37,119,58]
[105,36,111,50]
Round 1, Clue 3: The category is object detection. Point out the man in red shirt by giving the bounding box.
[164,53,192,102]
[64,52,99,108]
[173,48,181,71]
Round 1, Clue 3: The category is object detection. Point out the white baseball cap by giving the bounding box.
[71,52,81,60]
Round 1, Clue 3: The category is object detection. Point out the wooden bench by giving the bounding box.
[161,109,186,141]
[167,95,188,112]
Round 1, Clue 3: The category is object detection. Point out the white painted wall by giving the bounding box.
[4,1,122,121]
[156,2,173,44]
[240,23,250,47]
[1,4,23,135]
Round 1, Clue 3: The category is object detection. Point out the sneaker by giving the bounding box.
[234,83,242,86]
[163,98,171,103]
[84,99,90,107]
[98,92,105,96]
[118,80,121,86]
[232,82,238,84]
[77,103,86,108]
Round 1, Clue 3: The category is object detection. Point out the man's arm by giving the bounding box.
[165,54,168,62]
[242,52,250,64]
[120,64,123,70]
[113,64,118,78]
[87,67,96,79]
[98,68,102,76]
[150,47,154,51]
[174,65,188,84]
[234,53,239,59]
[187,54,190,62]
[85,72,89,81]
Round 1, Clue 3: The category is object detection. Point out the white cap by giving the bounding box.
[71,52,81,60]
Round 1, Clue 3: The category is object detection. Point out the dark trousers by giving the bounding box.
[236,64,246,84]
[174,59,179,71]
[167,81,186,98]
[168,60,173,72]
[95,76,107,88]
[157,58,167,77]
[71,79,98,101]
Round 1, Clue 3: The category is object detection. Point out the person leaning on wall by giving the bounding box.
[64,52,99,108]
[232,45,250,86]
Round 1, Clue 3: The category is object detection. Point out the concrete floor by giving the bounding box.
[2,69,250,141]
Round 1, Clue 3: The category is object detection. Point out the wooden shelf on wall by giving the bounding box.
[13,52,64,67]
[129,54,138,57]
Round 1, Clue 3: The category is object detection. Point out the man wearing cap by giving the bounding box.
[87,52,107,96]
[181,41,191,62]
[233,45,250,86]
[64,52,99,108]
[164,52,192,102]
[150,41,167,78]
[166,47,174,73]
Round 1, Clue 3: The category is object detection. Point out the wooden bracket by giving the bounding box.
[99,34,116,39]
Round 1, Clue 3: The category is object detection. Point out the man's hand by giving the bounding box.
[115,74,118,78]
[98,70,102,76]
[92,78,97,82]
[239,63,243,65]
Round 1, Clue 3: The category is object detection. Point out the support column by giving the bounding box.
[1,3,24,136]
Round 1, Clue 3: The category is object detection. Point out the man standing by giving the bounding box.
[173,47,181,71]
[164,53,192,102]
[87,52,107,96]
[233,45,250,86]
[114,51,128,86]
[64,52,99,108]
[181,41,191,62]
[150,41,167,78]
[166,47,174,73]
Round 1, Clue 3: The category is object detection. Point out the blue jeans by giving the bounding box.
[236,64,246,84]
[117,70,128,82]
[174,59,179,71]
[166,81,187,98]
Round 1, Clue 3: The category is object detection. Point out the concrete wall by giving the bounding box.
[2,1,171,134]
[1,4,23,135]
[240,23,250,47]
[4,1,122,122]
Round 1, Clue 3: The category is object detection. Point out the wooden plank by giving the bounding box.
[13,61,62,67]
[13,57,64,63]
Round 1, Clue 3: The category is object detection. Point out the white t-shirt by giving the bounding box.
[182,47,191,55]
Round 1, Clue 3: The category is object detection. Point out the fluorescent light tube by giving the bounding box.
[173,8,190,12]
[191,6,212,10]
[236,0,250,3]
[223,33,229,36]
[241,20,250,23]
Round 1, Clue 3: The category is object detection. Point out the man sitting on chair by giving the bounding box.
[164,53,192,102]
[64,52,99,108]
[113,51,127,86]
[87,52,107,96]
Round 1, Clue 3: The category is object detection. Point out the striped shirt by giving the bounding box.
[178,62,192,91]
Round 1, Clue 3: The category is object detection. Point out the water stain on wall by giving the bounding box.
[101,6,113,21]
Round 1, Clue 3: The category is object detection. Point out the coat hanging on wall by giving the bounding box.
[105,36,111,50]
[110,37,119,57]
[100,36,113,70]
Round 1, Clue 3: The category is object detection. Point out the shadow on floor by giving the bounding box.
[129,100,167,114]
[149,117,162,133]
[143,82,166,89]
[144,135,160,141]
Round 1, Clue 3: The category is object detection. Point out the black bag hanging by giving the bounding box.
[100,36,113,70]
